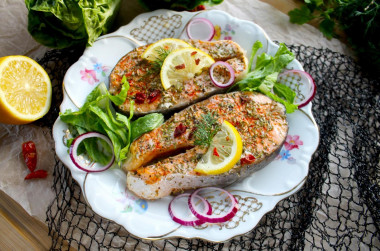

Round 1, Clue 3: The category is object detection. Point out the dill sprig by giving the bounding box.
[194,112,221,147]
[150,47,171,73]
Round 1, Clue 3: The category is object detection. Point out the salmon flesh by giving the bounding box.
[124,91,288,200]
[109,40,248,115]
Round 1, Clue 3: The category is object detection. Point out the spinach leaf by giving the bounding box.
[130,113,164,142]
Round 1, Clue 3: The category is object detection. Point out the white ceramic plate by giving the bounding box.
[53,9,319,242]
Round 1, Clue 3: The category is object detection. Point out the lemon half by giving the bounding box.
[0,55,52,124]
[195,121,243,175]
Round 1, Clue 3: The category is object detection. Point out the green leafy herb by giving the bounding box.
[248,40,263,72]
[193,112,221,148]
[25,0,122,49]
[231,41,298,113]
[130,113,164,142]
[149,47,172,74]
[60,77,163,165]
[288,0,380,76]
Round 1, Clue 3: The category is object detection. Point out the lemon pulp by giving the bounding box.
[195,120,243,175]
[160,47,215,90]
[0,55,52,124]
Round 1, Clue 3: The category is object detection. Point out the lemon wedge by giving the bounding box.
[195,121,243,175]
[0,55,52,124]
[160,47,215,90]
[142,38,191,62]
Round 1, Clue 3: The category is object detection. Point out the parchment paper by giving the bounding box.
[0,0,353,223]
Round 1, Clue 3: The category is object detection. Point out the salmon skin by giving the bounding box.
[124,91,288,200]
[109,39,248,116]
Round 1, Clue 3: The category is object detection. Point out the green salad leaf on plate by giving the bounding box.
[60,77,164,165]
[231,41,298,113]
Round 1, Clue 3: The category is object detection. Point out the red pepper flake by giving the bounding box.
[148,90,160,104]
[191,51,197,56]
[195,58,200,65]
[188,126,197,140]
[22,141,37,172]
[135,92,146,104]
[213,147,220,157]
[240,154,256,165]
[24,170,48,180]
[174,123,187,138]
[175,64,185,70]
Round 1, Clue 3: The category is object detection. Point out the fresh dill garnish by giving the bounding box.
[194,112,221,147]
[150,47,171,73]
[138,47,172,82]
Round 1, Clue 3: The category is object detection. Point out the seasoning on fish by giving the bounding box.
[124,91,288,200]
[109,39,248,115]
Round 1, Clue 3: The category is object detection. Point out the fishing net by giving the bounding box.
[37,43,379,250]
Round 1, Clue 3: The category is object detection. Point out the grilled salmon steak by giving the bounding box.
[124,91,288,200]
[109,40,248,115]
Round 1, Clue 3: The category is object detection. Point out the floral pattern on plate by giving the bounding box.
[276,135,304,163]
[80,57,110,85]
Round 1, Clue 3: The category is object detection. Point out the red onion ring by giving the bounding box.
[188,187,238,223]
[186,18,215,41]
[278,69,316,108]
[209,61,235,88]
[168,193,212,226]
[69,132,115,172]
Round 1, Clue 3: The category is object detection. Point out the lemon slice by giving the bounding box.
[0,55,52,124]
[195,121,243,175]
[142,38,191,62]
[160,47,215,90]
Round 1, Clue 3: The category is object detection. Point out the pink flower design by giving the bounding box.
[224,36,233,40]
[284,135,303,150]
[80,68,99,85]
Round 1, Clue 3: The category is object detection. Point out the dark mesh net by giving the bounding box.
[37,44,380,250]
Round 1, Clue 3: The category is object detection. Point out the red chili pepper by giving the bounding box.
[195,58,200,65]
[135,92,146,104]
[22,141,37,172]
[148,90,160,103]
[175,64,185,70]
[24,170,48,180]
[213,147,220,157]
[240,154,256,165]
[191,51,197,56]
[174,123,187,138]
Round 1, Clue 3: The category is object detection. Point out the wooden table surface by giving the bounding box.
[0,1,307,250]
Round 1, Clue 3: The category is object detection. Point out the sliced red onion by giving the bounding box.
[209,61,235,88]
[186,18,215,41]
[69,132,115,172]
[278,69,316,108]
[188,187,238,223]
[168,193,212,226]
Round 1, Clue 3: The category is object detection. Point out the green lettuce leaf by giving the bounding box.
[131,113,164,142]
[232,42,298,113]
[25,0,122,49]
[60,78,163,165]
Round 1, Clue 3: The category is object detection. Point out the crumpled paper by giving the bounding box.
[0,124,55,221]
[0,0,353,224]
